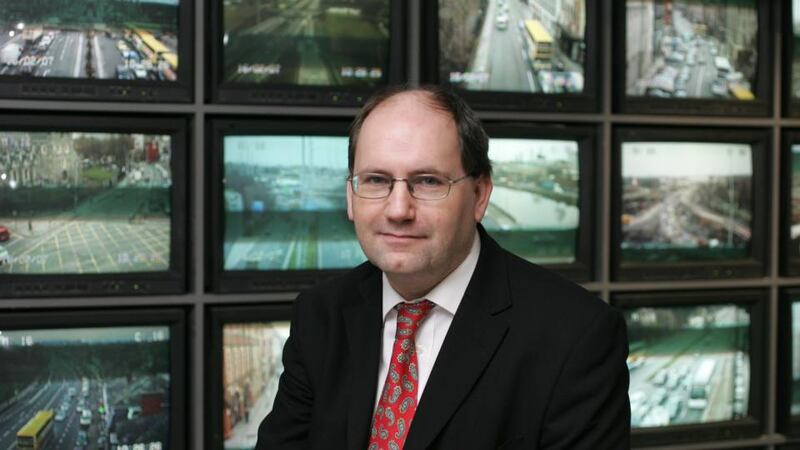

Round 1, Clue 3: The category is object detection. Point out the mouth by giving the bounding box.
[378,232,424,243]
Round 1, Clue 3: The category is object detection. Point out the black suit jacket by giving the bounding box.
[256,227,630,449]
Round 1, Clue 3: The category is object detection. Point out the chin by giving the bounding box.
[371,252,426,275]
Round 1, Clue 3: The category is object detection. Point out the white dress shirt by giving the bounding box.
[374,232,481,409]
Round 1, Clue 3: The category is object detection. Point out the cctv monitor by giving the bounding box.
[0,0,192,101]
[209,0,405,105]
[206,303,292,450]
[779,288,800,436]
[614,0,771,116]
[614,289,766,447]
[208,118,365,293]
[0,113,188,298]
[0,307,187,449]
[423,0,599,112]
[611,126,769,281]
[482,122,596,281]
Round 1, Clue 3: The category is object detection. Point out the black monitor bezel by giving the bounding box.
[0,113,189,298]
[421,0,600,113]
[612,289,766,447]
[610,126,770,282]
[481,121,597,282]
[612,0,772,117]
[0,0,193,103]
[778,288,800,436]
[0,306,188,449]
[207,117,357,293]
[207,0,406,106]
[782,130,800,276]
[205,302,293,450]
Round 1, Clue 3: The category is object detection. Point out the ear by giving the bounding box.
[472,174,493,222]
[346,179,355,221]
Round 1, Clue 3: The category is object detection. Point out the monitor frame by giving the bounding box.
[612,289,766,447]
[0,113,189,298]
[207,117,358,293]
[610,126,770,282]
[421,0,600,113]
[778,288,800,437]
[0,0,194,103]
[205,302,293,450]
[481,121,597,282]
[207,0,407,106]
[0,306,188,449]
[612,0,772,117]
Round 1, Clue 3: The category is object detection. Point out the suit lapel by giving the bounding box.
[404,228,512,450]
[344,267,383,450]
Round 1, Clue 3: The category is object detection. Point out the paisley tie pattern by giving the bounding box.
[367,300,435,450]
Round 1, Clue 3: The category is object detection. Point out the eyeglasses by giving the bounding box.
[348,172,472,200]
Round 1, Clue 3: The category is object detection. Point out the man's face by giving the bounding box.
[346,92,492,292]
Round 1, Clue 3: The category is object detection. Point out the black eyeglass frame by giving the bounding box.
[347,172,473,200]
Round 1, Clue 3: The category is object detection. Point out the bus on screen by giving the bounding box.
[0,326,172,450]
[0,0,180,81]
[0,131,172,275]
[223,135,366,271]
[438,0,586,94]
[484,138,580,264]
[620,141,753,264]
[625,0,758,101]
[221,321,289,450]
[222,0,391,87]
[624,303,751,428]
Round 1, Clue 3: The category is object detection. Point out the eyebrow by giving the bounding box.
[355,167,450,177]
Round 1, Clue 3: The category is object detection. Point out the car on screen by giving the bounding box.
[0,225,9,241]
[496,14,509,30]
[711,79,728,97]
[80,408,92,426]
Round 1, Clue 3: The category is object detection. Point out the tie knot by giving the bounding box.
[396,300,435,332]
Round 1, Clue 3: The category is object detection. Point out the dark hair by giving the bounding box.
[348,84,492,178]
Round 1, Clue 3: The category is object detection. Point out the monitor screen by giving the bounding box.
[0,1,180,82]
[0,323,174,449]
[0,130,172,275]
[791,0,800,101]
[620,141,753,265]
[793,301,800,417]
[790,145,800,263]
[437,0,586,95]
[625,303,750,429]
[220,321,289,450]
[220,1,392,90]
[624,0,757,102]
[223,135,365,272]
[484,137,580,265]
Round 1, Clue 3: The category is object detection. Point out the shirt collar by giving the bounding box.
[381,231,481,321]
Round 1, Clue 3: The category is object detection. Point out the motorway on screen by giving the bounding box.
[620,141,752,264]
[625,303,750,428]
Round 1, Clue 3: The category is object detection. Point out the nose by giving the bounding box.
[384,179,415,222]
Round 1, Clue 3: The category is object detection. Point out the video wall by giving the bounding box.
[1,1,800,450]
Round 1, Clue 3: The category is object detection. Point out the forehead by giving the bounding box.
[355,93,461,172]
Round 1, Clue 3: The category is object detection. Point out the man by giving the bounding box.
[256,85,630,449]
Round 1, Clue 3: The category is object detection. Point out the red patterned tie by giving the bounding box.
[368,300,435,450]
